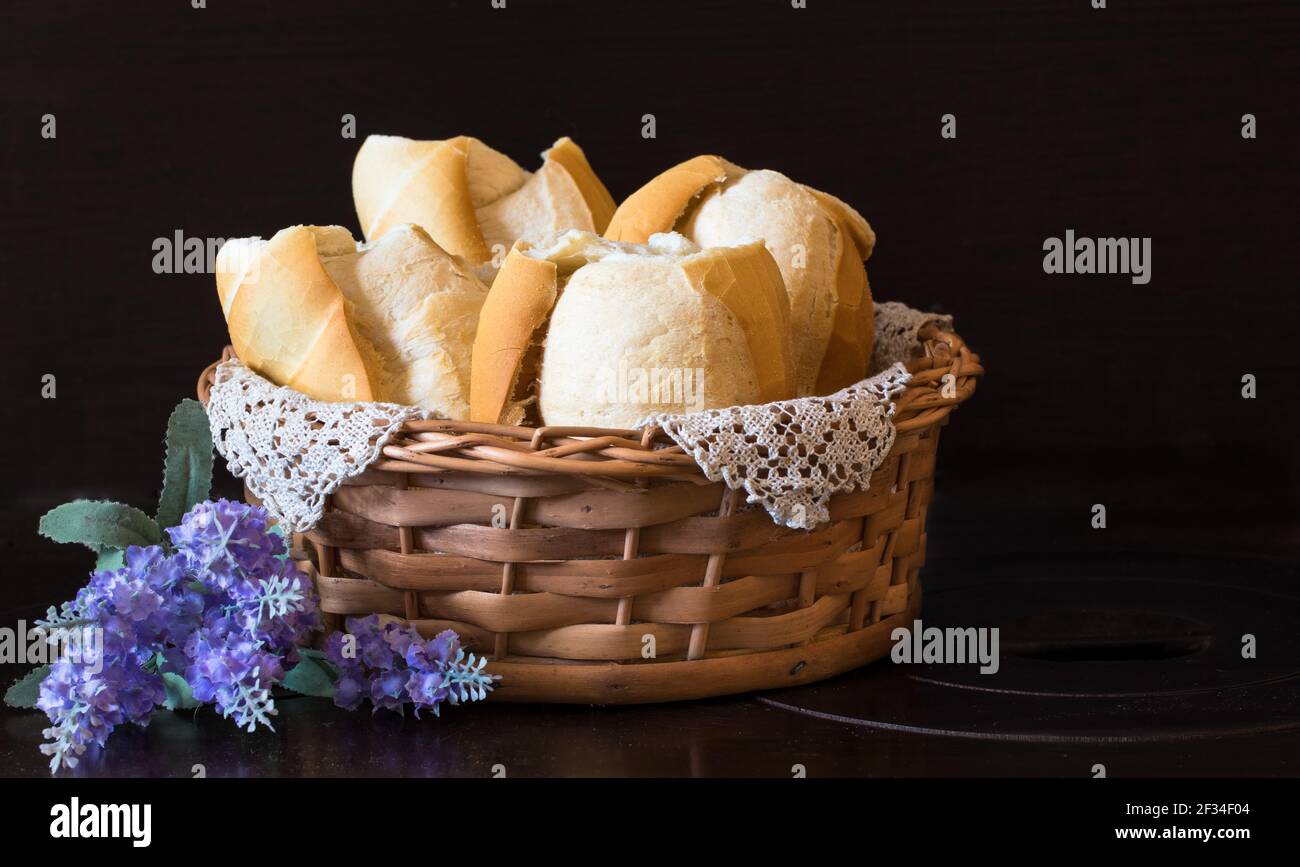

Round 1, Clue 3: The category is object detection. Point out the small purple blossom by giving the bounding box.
[35,499,488,774]
[37,651,164,772]
[186,631,284,731]
[167,499,287,591]
[324,615,497,719]
[37,500,317,772]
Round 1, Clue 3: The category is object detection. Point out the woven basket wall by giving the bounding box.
[198,325,981,704]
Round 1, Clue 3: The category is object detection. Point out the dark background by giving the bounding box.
[1,0,1297,777]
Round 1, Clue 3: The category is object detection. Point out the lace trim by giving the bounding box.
[205,360,426,532]
[644,364,911,530]
[871,301,953,374]
[204,302,949,533]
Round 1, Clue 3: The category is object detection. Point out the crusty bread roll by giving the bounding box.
[320,225,488,417]
[470,230,795,428]
[606,155,876,396]
[215,224,488,417]
[352,135,616,283]
[216,226,375,403]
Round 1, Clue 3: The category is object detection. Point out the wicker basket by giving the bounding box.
[197,324,980,704]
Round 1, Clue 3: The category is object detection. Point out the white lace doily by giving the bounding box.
[205,360,427,532]
[871,301,953,375]
[643,363,912,530]
[204,302,951,533]
[641,302,952,529]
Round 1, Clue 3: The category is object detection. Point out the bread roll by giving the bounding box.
[352,135,616,283]
[215,226,374,403]
[216,224,488,417]
[606,156,876,395]
[470,230,795,428]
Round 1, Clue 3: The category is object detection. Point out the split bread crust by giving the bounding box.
[353,135,616,284]
[606,155,877,395]
[215,223,488,418]
[470,230,796,428]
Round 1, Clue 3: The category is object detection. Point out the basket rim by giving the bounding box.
[197,325,981,482]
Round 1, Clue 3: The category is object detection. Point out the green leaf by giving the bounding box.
[38,500,162,554]
[4,665,50,709]
[281,652,337,698]
[161,672,202,710]
[95,548,125,572]
[155,399,214,530]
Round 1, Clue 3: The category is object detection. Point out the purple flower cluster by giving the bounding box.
[36,500,318,772]
[325,615,496,717]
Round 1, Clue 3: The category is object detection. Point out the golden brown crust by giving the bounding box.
[469,246,560,423]
[604,155,731,242]
[808,187,876,261]
[223,226,375,402]
[353,136,493,265]
[611,158,877,395]
[679,242,795,403]
[814,212,875,394]
[544,137,617,235]
[215,237,258,316]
